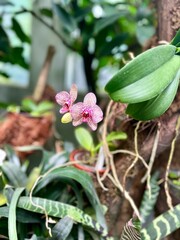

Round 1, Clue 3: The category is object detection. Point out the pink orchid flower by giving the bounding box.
[71,92,103,131]
[55,84,77,114]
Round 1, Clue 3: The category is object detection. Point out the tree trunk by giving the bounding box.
[95,1,180,239]
[157,0,180,42]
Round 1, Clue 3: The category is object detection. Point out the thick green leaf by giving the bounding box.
[75,127,94,152]
[141,203,180,239]
[12,17,30,43]
[8,188,24,240]
[52,216,73,240]
[126,69,180,120]
[107,55,180,103]
[105,45,176,95]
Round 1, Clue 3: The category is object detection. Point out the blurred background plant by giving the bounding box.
[0,0,156,102]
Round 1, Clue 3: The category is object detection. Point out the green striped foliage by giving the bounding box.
[141,203,180,240]
[139,173,160,224]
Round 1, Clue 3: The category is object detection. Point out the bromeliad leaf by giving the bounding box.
[141,203,180,240]
[17,196,109,239]
[33,166,107,229]
[139,172,160,225]
[51,216,74,240]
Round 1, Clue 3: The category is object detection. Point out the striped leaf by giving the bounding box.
[141,203,180,240]
[17,196,110,239]
[139,173,160,225]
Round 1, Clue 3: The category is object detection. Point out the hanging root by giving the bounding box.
[164,115,180,210]
[141,123,160,198]
[122,121,141,190]
[100,101,141,220]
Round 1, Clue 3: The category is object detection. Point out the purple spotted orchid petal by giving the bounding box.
[84,92,97,106]
[71,92,103,131]
[55,84,78,114]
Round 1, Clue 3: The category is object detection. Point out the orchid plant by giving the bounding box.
[55,85,127,173]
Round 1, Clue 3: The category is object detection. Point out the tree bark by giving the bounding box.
[157,0,180,42]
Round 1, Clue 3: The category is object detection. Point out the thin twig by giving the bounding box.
[164,115,180,210]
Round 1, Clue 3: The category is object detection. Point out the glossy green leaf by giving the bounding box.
[107,54,180,103]
[126,69,180,120]
[105,45,176,95]
[75,127,94,152]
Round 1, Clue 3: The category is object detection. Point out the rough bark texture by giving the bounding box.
[157,0,180,42]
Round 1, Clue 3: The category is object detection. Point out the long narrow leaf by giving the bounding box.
[139,172,160,225]
[141,203,180,240]
[52,216,74,240]
[0,206,41,223]
[8,187,24,240]
[17,196,109,238]
[34,166,107,229]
